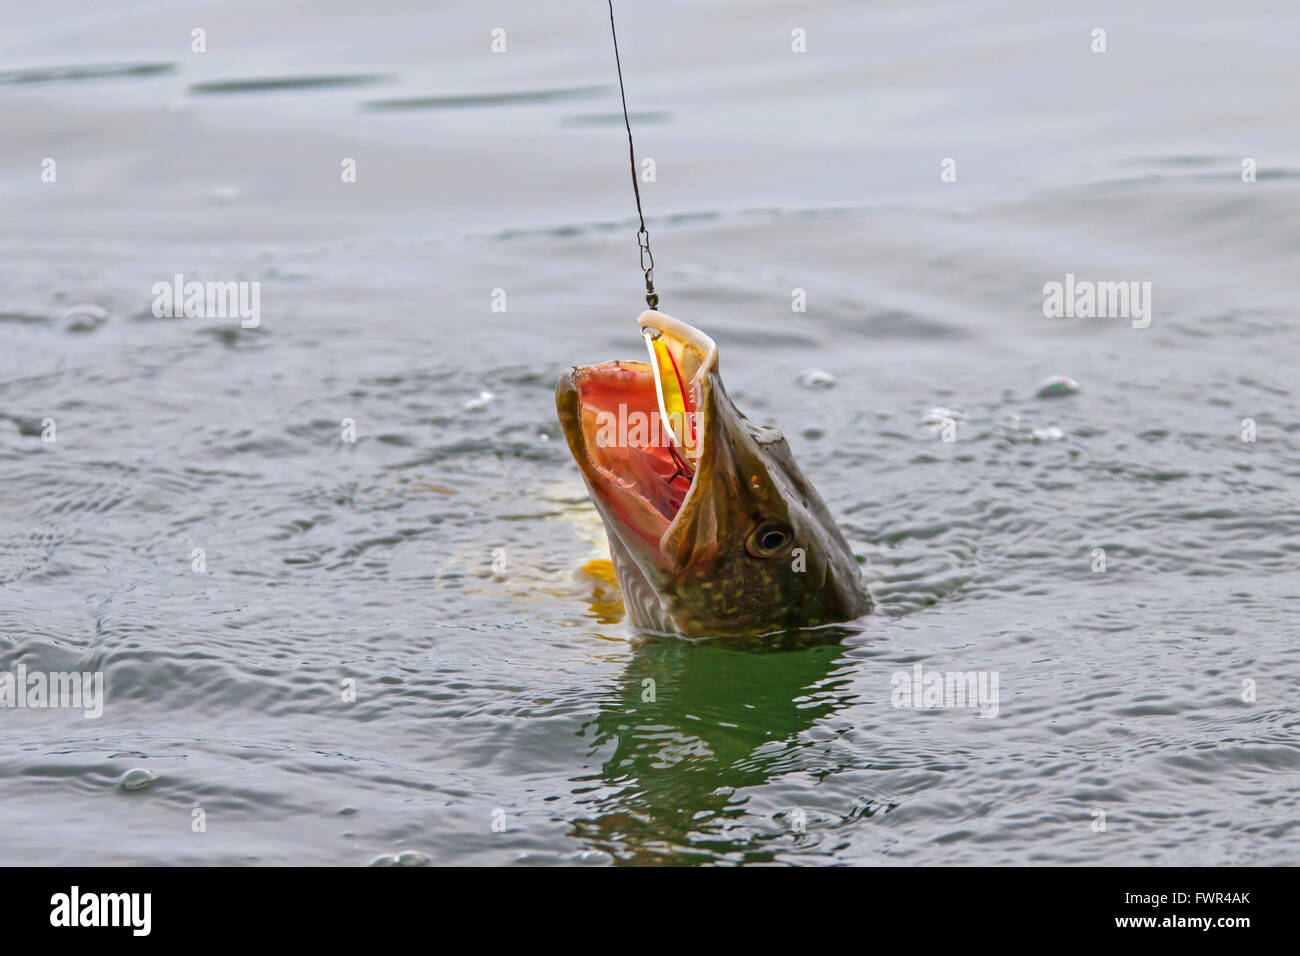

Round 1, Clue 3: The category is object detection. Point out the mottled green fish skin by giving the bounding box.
[556,350,872,639]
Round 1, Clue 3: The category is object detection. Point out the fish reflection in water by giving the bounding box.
[571,628,872,864]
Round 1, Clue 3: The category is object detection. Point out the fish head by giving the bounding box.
[556,310,871,637]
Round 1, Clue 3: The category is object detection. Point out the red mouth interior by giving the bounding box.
[575,362,694,542]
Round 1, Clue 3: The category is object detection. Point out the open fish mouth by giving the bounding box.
[558,309,872,636]
[555,311,716,562]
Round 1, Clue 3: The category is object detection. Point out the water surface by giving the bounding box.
[2,0,1298,865]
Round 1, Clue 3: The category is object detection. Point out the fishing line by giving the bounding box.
[607,0,658,309]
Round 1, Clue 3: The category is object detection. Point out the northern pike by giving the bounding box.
[555,310,872,637]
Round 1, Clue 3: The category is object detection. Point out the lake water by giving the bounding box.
[2,0,1298,865]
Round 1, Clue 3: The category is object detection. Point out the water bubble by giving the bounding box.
[1036,375,1080,398]
[797,369,836,388]
[118,768,157,792]
[368,850,429,867]
[1031,426,1067,442]
[63,303,107,333]
[463,390,495,411]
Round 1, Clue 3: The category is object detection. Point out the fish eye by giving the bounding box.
[746,520,793,558]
